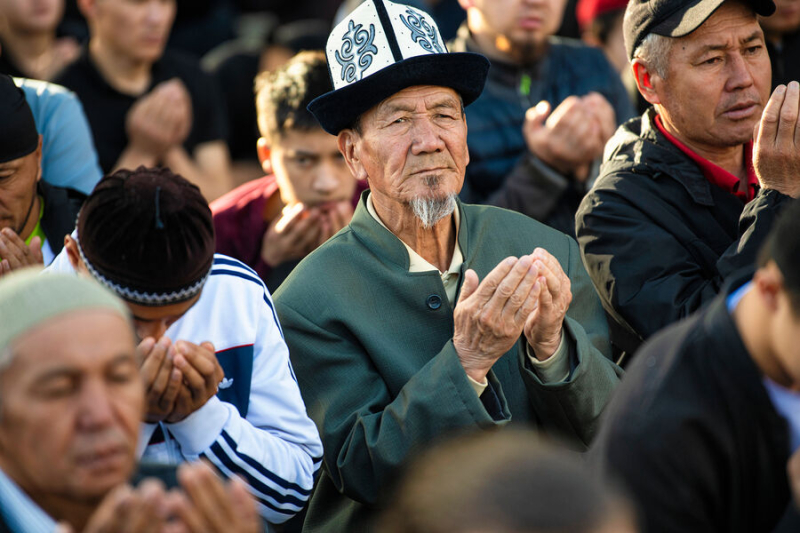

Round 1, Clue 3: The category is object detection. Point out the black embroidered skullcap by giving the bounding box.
[0,74,39,164]
[76,167,215,306]
[308,0,489,134]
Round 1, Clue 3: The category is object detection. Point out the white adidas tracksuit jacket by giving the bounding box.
[47,248,323,524]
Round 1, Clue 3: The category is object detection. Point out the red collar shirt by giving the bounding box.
[655,115,759,203]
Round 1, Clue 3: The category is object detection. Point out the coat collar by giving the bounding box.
[349,189,472,272]
[603,108,719,207]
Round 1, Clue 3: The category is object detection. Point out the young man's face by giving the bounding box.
[0,0,64,33]
[86,0,175,65]
[267,128,355,209]
[0,310,142,504]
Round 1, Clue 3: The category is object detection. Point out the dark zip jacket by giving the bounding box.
[576,108,792,358]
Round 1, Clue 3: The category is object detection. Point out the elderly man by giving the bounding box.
[575,0,800,358]
[273,1,621,531]
[0,269,262,533]
[0,74,85,275]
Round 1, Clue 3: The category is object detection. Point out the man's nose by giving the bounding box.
[76,380,116,430]
[312,165,341,196]
[726,53,756,91]
[410,118,445,154]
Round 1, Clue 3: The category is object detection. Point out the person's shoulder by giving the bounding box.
[204,254,270,299]
[157,49,213,83]
[600,310,716,435]
[273,225,359,301]
[51,48,93,89]
[210,176,276,216]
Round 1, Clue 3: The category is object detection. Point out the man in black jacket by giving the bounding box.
[576,0,800,357]
[590,200,800,533]
[0,74,84,275]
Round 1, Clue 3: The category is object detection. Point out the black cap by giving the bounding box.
[624,0,776,60]
[0,74,39,164]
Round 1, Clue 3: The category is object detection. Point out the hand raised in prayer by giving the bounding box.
[260,202,322,267]
[453,255,541,382]
[522,248,571,361]
[126,78,193,160]
[754,81,800,198]
[169,462,261,533]
[58,479,176,533]
[523,92,614,180]
[316,200,354,246]
[165,340,224,423]
[0,227,43,276]
[138,336,183,423]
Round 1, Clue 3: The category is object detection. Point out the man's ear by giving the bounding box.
[338,130,368,181]
[257,137,272,175]
[754,262,784,313]
[457,0,474,10]
[64,235,83,272]
[631,59,661,105]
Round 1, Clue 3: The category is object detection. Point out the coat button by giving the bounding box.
[426,294,442,310]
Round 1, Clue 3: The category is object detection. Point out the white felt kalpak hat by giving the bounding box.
[308,0,490,134]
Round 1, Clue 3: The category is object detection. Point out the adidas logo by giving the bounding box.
[219,378,234,390]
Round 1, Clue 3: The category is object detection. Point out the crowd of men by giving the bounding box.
[1,0,800,532]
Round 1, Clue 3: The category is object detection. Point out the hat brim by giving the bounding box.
[308,52,490,135]
[651,0,775,39]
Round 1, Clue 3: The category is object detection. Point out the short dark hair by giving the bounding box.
[255,50,332,141]
[758,200,800,314]
[380,430,634,533]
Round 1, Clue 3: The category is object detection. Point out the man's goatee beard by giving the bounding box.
[410,194,457,229]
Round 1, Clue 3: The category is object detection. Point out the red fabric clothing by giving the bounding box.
[654,115,758,203]
[211,176,278,283]
[210,176,368,289]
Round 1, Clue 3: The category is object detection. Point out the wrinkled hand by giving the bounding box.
[170,462,261,533]
[0,227,44,276]
[453,255,540,382]
[139,337,183,423]
[523,92,615,180]
[316,200,354,246]
[58,480,174,533]
[523,248,571,360]
[754,81,800,198]
[261,203,322,267]
[126,79,192,158]
[165,341,223,423]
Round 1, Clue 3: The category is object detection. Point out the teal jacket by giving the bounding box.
[274,195,621,532]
